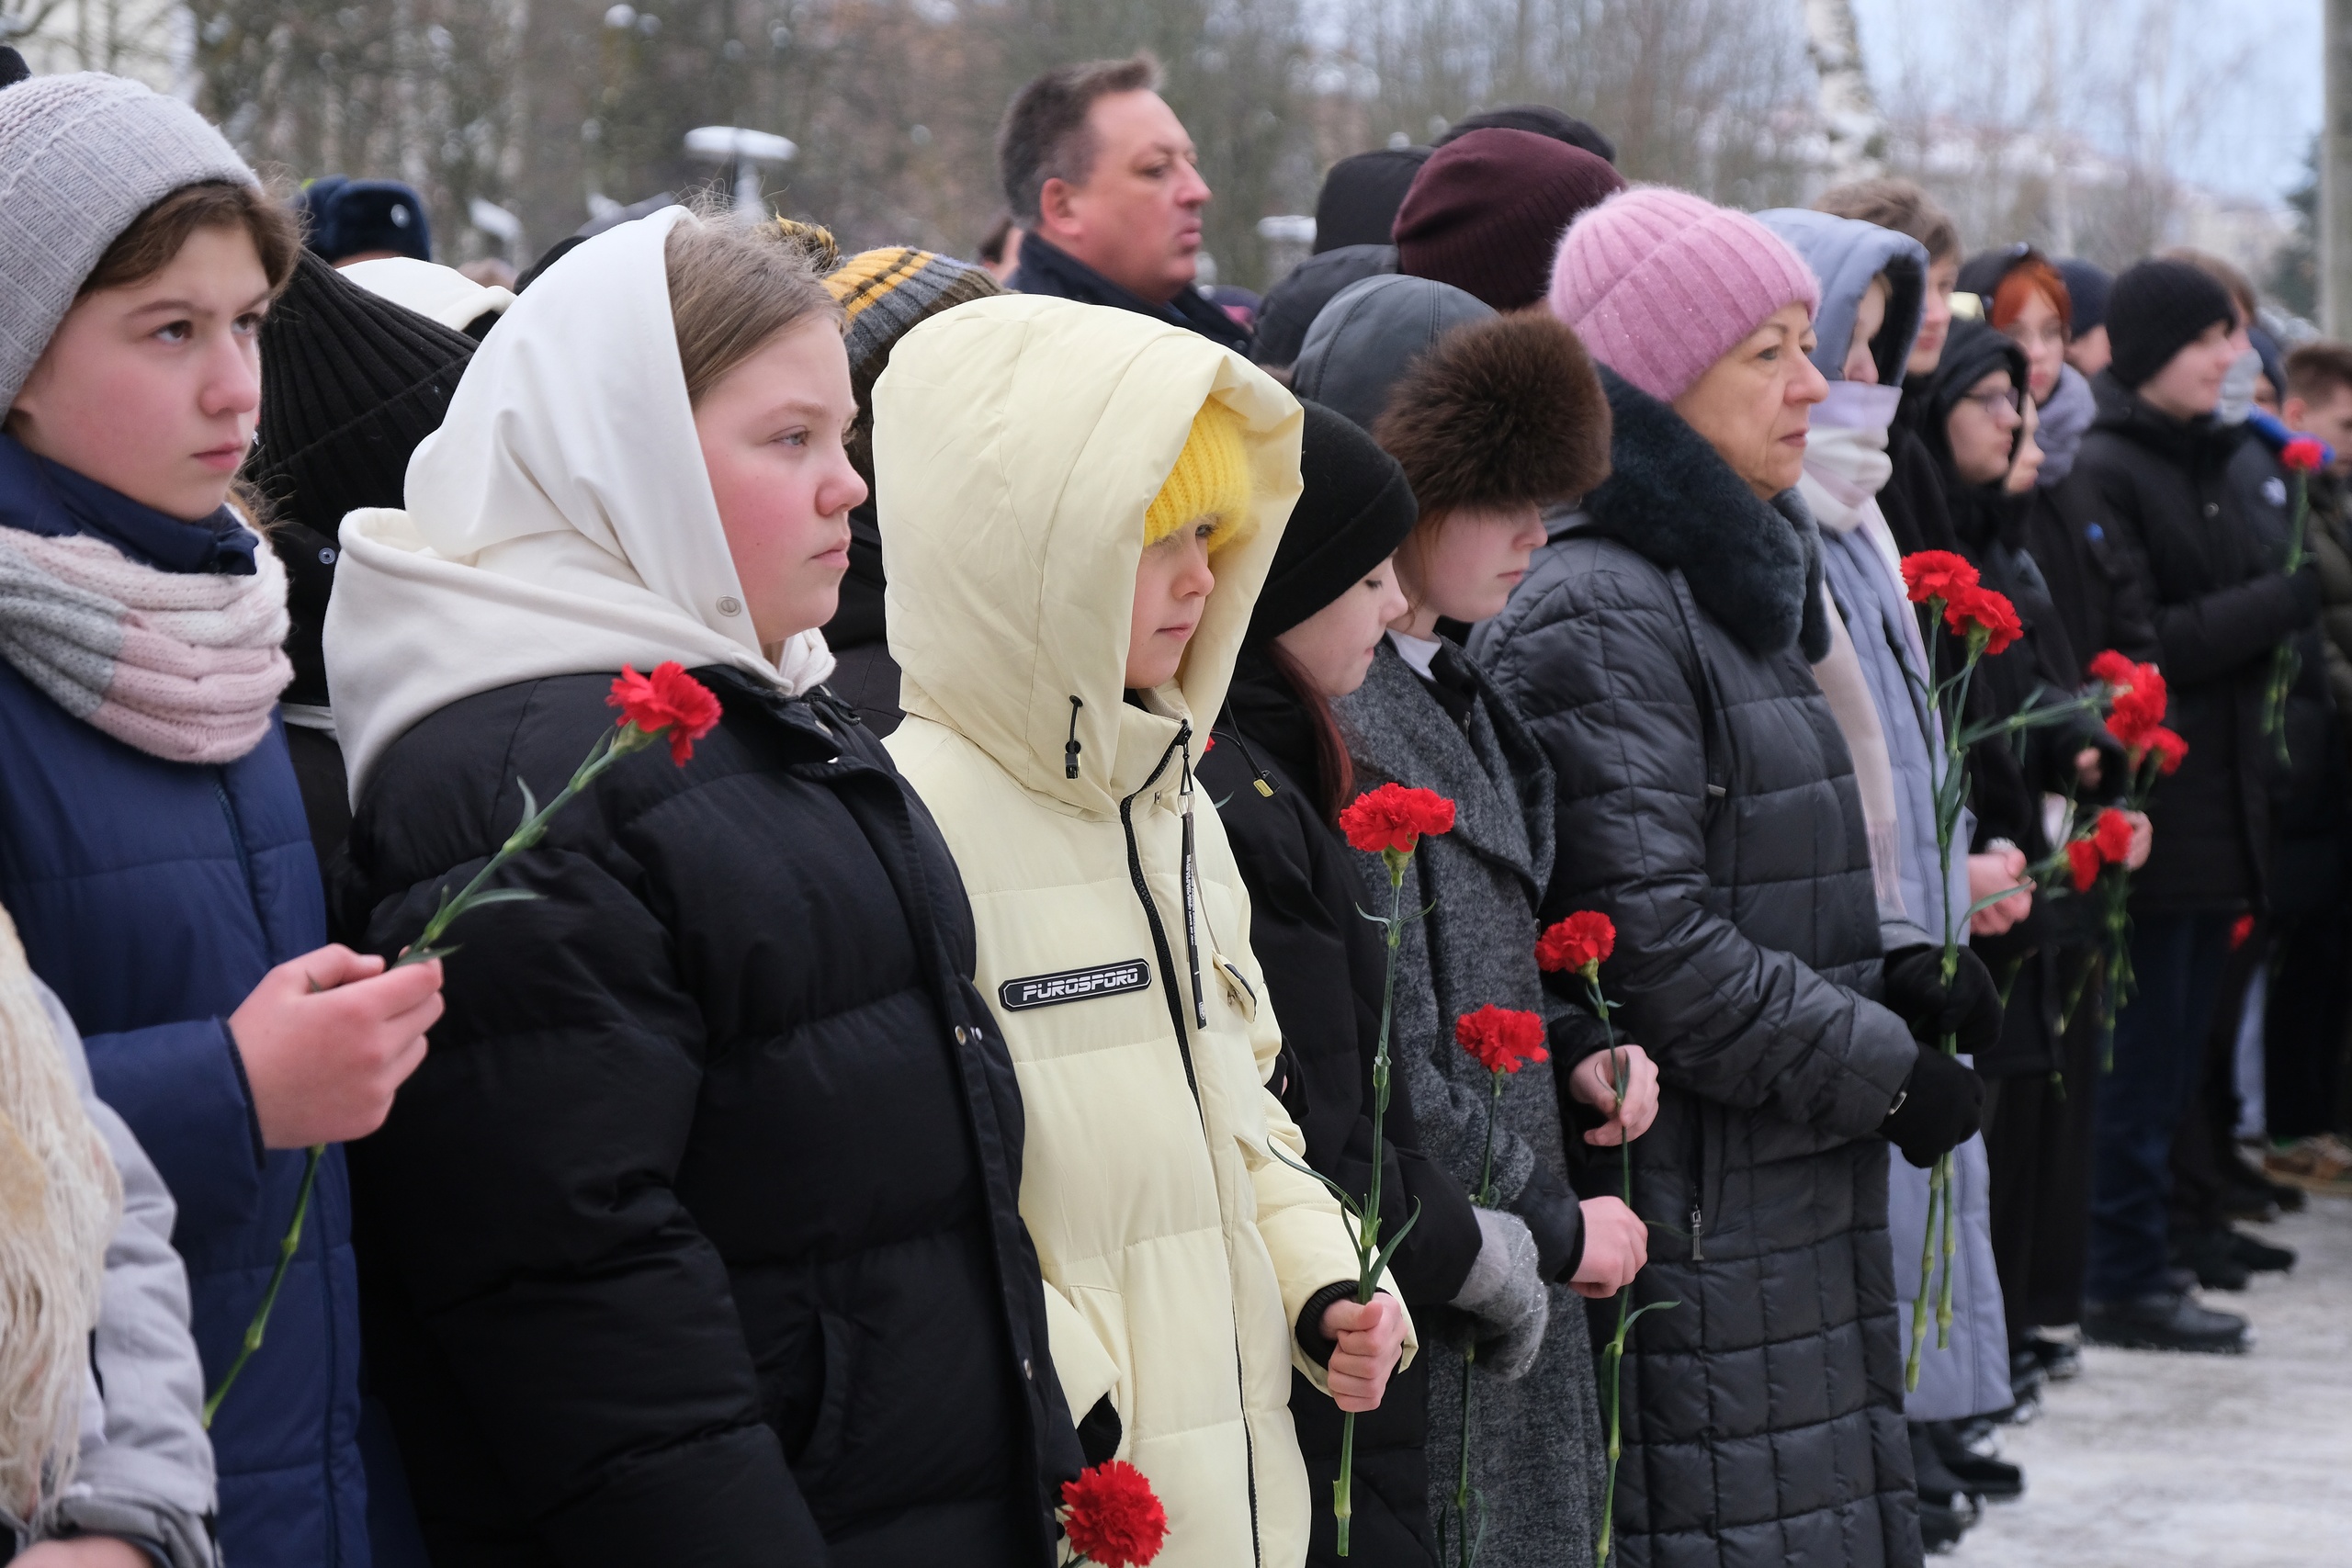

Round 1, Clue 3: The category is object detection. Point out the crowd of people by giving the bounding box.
[1,36,2346,1568]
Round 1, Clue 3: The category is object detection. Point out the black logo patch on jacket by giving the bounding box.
[999,959,1151,1011]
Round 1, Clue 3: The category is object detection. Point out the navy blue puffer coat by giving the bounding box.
[0,434,367,1565]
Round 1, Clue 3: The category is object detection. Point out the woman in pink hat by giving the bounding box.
[1465,186,1995,1568]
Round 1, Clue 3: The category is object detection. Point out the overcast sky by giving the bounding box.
[1849,0,2321,205]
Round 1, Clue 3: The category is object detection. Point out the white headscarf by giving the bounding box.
[324,207,833,801]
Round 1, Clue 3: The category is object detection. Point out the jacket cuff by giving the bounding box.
[1508,1159,1586,1282]
[219,1020,267,1168]
[1295,1280,1359,1367]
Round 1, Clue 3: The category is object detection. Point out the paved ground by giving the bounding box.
[1946,1193,2352,1565]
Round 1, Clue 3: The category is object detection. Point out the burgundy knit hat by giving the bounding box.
[1392,129,1626,312]
[1547,186,1820,403]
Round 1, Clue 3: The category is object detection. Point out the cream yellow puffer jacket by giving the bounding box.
[876,294,1413,1568]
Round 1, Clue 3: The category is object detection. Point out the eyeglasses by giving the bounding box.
[1961,388,2026,418]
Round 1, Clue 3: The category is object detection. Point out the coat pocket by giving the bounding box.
[790,1310,856,1474]
[1067,1284,1135,1459]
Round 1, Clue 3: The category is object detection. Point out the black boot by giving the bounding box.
[2229,1228,2296,1272]
[2082,1291,2249,1353]
[2025,1333,2082,1382]
[1928,1419,2024,1501]
[2171,1228,2251,1292]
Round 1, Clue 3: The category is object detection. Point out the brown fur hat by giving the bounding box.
[1370,311,1611,515]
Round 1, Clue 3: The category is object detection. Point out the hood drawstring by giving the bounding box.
[1213,706,1280,798]
[1177,723,1209,1031]
[1064,694,1084,779]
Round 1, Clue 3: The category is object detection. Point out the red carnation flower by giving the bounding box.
[1060,1461,1169,1568]
[2092,807,2134,865]
[2146,726,2188,774]
[609,663,723,765]
[2065,838,2104,894]
[1943,582,2022,656]
[1338,783,1456,856]
[2104,658,2169,746]
[1901,549,1980,605]
[1454,1005,1550,1076]
[2086,649,2137,689]
[2283,436,2326,474]
[2231,913,2256,952]
[1535,911,1617,978]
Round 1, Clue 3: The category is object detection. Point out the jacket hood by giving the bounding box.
[874,294,1302,817]
[1920,318,2029,479]
[1578,365,1832,660]
[323,207,827,801]
[1289,274,1494,434]
[1756,209,1927,387]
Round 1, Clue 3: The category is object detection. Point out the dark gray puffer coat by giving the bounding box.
[1470,368,1923,1568]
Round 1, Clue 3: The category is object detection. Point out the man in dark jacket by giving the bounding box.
[2054,258,2317,1353]
[995,53,1248,352]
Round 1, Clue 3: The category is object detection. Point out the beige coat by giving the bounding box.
[876,294,1409,1568]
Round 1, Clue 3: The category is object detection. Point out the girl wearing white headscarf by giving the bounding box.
[325,208,1083,1566]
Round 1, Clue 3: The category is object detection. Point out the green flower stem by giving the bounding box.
[1590,969,1668,1567]
[1337,854,1411,1557]
[203,719,664,1427]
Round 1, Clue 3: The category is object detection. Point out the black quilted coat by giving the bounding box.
[1471,370,1924,1568]
[335,669,1080,1567]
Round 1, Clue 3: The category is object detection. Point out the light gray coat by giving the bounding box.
[1336,638,1605,1568]
[3,981,220,1568]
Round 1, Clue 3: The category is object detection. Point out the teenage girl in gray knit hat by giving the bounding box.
[0,71,446,1568]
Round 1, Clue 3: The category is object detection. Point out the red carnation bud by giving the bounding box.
[608,662,723,766]
[1454,1004,1550,1076]
[1338,783,1457,857]
[2147,726,2188,774]
[2065,838,2104,894]
[2283,436,2326,474]
[1060,1461,1169,1568]
[1535,910,1616,978]
[1900,549,1979,606]
[2230,913,2256,952]
[2086,649,2137,689]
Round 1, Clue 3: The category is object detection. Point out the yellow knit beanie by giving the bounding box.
[1144,398,1253,551]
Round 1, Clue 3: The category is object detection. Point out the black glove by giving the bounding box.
[1883,1045,1985,1168]
[1078,1394,1122,1468]
[1882,944,2003,1056]
[2290,561,2324,626]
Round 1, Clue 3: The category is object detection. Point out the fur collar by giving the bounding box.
[1577,366,1832,660]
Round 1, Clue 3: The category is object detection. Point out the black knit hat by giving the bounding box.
[1244,400,1419,647]
[1313,147,1430,254]
[253,251,478,705]
[1433,104,1616,164]
[2057,259,2112,334]
[0,47,29,88]
[2106,258,2236,391]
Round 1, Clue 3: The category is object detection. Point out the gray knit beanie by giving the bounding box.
[0,73,256,408]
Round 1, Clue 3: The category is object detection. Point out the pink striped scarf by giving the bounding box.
[0,527,291,763]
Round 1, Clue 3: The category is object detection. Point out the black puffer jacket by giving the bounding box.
[1472,370,1921,1568]
[1204,649,1482,1568]
[2054,374,2321,910]
[336,669,1080,1567]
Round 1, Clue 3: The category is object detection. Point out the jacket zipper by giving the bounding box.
[1688,1095,1707,1264]
[213,773,264,922]
[1118,720,1262,1568]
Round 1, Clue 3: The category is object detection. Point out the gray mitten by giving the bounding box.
[1449,1207,1550,1382]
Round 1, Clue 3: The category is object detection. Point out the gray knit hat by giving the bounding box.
[0,72,255,407]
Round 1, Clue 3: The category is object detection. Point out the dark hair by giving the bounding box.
[1432,104,1614,164]
[978,212,1019,266]
[1262,641,1356,825]
[1814,177,1962,265]
[996,53,1161,225]
[82,180,301,300]
[2286,340,2352,406]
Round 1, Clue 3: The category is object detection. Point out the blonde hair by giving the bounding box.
[0,904,119,1524]
[663,198,845,406]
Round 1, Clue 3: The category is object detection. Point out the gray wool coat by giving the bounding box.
[1335,637,1606,1568]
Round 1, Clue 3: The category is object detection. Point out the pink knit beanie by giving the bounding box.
[1546,186,1820,403]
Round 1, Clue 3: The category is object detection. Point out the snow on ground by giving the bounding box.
[1947,1193,2352,1565]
